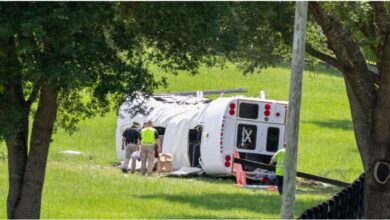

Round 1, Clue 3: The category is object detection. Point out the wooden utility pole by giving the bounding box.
[281,2,308,219]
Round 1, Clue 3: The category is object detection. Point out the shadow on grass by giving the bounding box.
[157,213,226,219]
[296,186,341,195]
[164,175,237,185]
[136,192,278,215]
[304,119,352,131]
[135,191,326,216]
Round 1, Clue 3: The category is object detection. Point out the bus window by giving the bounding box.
[188,126,202,167]
[239,103,259,119]
[154,126,166,151]
[236,124,257,150]
[266,127,279,152]
[188,129,198,143]
[155,126,166,135]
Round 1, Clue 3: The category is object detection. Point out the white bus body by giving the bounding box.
[116,95,288,176]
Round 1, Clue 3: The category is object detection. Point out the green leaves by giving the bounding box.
[309,2,381,64]
[0,2,297,136]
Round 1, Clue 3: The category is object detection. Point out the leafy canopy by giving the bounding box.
[0,2,294,137]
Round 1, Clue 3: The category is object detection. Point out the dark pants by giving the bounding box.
[276,175,283,195]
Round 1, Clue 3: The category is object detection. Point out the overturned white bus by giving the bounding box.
[116,93,288,176]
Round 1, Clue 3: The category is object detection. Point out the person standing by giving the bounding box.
[140,120,160,176]
[270,144,286,195]
[121,121,141,173]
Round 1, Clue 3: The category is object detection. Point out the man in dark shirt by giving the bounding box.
[121,121,141,173]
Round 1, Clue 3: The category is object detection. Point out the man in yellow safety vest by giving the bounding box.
[270,143,286,195]
[140,120,161,176]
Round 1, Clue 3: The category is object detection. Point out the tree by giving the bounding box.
[1,2,295,218]
[0,2,253,218]
[304,2,390,218]
[0,3,159,218]
[226,2,390,217]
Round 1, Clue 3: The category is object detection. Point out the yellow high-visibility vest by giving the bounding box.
[141,127,156,145]
[271,148,286,176]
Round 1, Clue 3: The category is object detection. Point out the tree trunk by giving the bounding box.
[365,177,390,218]
[10,83,58,219]
[344,79,370,170]
[344,76,390,218]
[364,117,390,218]
[363,32,390,219]
[308,3,390,218]
[5,114,28,219]
[2,80,29,219]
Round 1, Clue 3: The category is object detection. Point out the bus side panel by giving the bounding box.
[200,122,225,174]
[273,103,288,125]
[222,117,236,173]
[200,99,231,175]
[116,127,125,161]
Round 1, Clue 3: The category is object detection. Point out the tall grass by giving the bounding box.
[0,64,362,218]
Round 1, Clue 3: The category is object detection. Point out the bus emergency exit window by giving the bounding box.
[239,103,259,119]
[237,124,257,150]
[266,127,279,152]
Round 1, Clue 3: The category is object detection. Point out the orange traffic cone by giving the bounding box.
[233,151,247,186]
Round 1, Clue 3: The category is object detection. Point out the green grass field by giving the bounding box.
[0,63,362,218]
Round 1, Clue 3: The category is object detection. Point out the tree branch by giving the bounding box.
[305,44,341,70]
[370,2,387,38]
[26,80,42,107]
[359,21,376,40]
[309,2,376,116]
[306,43,379,85]
[359,21,380,59]
[369,2,389,62]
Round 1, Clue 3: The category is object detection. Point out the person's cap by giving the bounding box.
[132,121,140,127]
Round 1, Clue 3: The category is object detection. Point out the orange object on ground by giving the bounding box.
[233,151,247,186]
[267,185,278,192]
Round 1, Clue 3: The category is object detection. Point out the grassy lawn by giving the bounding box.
[0,160,338,218]
[0,63,362,218]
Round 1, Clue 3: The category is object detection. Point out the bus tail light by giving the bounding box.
[264,103,271,117]
[224,154,232,167]
[225,155,231,162]
[229,103,236,116]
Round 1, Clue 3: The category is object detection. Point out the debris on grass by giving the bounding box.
[59,150,86,156]
[296,177,332,188]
